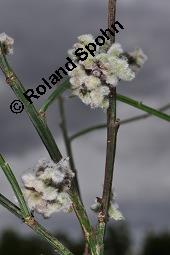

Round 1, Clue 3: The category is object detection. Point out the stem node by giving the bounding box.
[98,211,105,224]
[24,216,37,227]
[6,72,15,85]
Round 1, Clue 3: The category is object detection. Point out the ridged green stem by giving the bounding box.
[0,193,23,219]
[27,219,74,255]
[58,97,97,255]
[58,96,81,198]
[70,103,170,141]
[69,190,97,255]
[0,193,74,255]
[40,80,70,113]
[40,79,170,122]
[117,94,170,122]
[0,154,30,218]
[0,45,62,163]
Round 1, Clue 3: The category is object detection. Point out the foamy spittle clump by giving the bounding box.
[127,48,148,72]
[91,190,125,221]
[0,33,14,55]
[21,158,74,218]
[68,34,147,109]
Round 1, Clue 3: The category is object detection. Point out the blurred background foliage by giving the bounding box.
[0,223,170,255]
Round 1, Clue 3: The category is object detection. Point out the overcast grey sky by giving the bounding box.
[0,0,170,249]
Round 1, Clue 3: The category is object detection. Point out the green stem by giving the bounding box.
[0,193,23,219]
[70,103,170,141]
[40,80,70,113]
[39,78,170,122]
[0,197,74,255]
[117,94,170,122]
[26,218,74,255]
[0,47,62,163]
[0,154,30,218]
[58,96,81,197]
[69,191,97,255]
[70,124,106,141]
[58,97,97,255]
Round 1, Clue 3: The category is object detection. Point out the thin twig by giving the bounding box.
[27,218,74,255]
[40,80,70,113]
[70,103,170,141]
[58,96,81,197]
[0,193,23,219]
[69,191,97,255]
[96,1,118,254]
[39,78,170,122]
[102,0,117,224]
[117,94,170,122]
[58,96,97,255]
[0,198,74,255]
[0,154,30,218]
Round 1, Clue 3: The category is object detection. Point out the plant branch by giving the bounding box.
[40,80,70,113]
[117,94,170,122]
[70,124,107,141]
[0,154,30,218]
[40,78,170,122]
[102,0,117,224]
[0,193,23,219]
[58,96,81,197]
[0,46,62,163]
[0,197,74,255]
[96,1,118,254]
[69,191,97,255]
[70,103,170,141]
[58,96,97,255]
[26,218,74,255]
